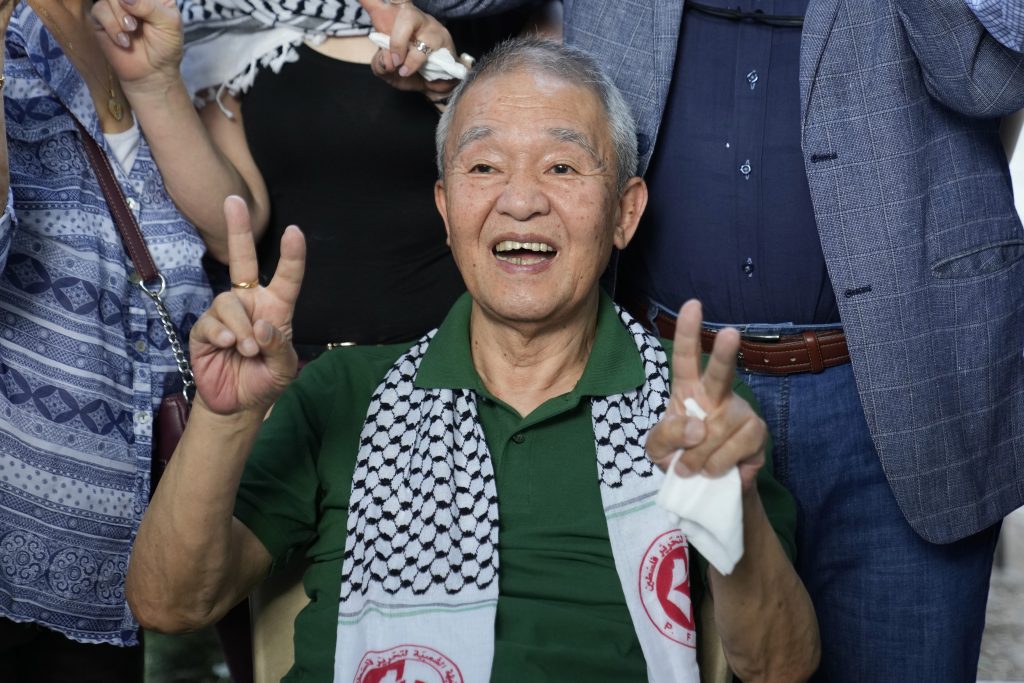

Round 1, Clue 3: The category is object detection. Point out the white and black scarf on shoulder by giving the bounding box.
[178,0,371,104]
[335,307,701,683]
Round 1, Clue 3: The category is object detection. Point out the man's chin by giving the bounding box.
[471,291,596,330]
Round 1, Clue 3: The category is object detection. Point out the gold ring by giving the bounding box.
[412,39,432,56]
[231,280,259,289]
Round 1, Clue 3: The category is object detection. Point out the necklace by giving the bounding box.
[28,0,125,121]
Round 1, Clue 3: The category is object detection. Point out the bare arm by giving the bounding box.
[707,491,820,682]
[126,197,305,632]
[0,0,19,205]
[646,301,820,682]
[127,401,273,632]
[92,0,270,261]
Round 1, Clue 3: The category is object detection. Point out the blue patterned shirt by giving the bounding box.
[0,5,210,645]
[966,0,1024,52]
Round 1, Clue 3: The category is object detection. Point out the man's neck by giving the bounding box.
[469,294,600,417]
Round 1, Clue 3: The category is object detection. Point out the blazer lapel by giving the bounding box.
[653,0,684,122]
[800,0,842,124]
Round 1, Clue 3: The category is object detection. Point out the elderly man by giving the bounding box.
[126,40,818,682]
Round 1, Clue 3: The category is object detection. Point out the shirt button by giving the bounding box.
[126,197,140,212]
[746,69,759,90]
[511,433,526,444]
[740,160,752,179]
[134,340,147,353]
[742,258,755,276]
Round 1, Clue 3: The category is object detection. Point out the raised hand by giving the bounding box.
[363,0,459,96]
[189,196,305,415]
[91,0,183,90]
[646,300,767,492]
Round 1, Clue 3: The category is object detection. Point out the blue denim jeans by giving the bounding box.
[734,341,999,681]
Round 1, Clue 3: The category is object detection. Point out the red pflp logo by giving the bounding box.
[355,644,463,683]
[638,529,696,647]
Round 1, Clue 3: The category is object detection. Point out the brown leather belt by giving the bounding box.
[651,309,850,375]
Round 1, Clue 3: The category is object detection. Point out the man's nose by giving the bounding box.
[494,171,550,221]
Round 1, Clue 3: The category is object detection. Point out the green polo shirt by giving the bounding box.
[234,292,796,682]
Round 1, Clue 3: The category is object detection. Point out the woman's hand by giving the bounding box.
[189,197,306,416]
[364,0,459,96]
[645,300,768,492]
[91,0,184,94]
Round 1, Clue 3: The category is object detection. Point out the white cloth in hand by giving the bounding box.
[368,32,468,81]
[656,398,744,575]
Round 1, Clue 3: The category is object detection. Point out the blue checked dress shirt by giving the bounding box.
[625,0,840,325]
[966,0,1024,50]
[0,5,210,645]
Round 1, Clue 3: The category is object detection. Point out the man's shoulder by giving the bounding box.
[298,342,416,391]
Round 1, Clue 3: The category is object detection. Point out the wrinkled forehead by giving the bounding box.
[447,69,611,159]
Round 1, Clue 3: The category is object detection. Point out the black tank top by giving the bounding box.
[242,44,465,346]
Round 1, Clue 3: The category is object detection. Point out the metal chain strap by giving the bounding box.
[135,273,196,403]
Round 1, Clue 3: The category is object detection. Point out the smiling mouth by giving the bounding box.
[493,240,557,266]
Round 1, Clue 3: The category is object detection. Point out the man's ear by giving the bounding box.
[434,179,452,247]
[612,177,648,250]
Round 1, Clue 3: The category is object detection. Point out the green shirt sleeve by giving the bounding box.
[234,358,340,570]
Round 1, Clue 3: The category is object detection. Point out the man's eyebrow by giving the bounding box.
[548,127,603,166]
[452,126,494,160]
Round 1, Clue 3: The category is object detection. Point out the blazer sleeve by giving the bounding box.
[964,0,1024,52]
[896,0,1024,117]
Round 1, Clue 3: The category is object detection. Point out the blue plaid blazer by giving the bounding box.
[426,0,1024,544]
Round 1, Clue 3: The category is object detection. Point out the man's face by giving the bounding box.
[435,70,646,327]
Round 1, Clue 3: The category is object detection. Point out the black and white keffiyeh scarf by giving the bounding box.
[336,307,701,683]
[178,0,371,102]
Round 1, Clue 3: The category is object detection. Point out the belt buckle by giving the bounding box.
[739,331,781,342]
[737,331,780,372]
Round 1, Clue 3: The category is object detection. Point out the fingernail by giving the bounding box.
[217,330,234,346]
[675,460,693,477]
[398,66,411,77]
[391,52,401,68]
[116,32,130,48]
[121,0,138,5]
[241,338,259,356]
[255,320,273,345]
[684,419,704,443]
[123,15,137,31]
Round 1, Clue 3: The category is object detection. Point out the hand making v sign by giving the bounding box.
[646,300,768,493]
[188,196,306,416]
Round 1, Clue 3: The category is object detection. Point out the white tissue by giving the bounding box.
[656,398,745,575]
[368,32,468,81]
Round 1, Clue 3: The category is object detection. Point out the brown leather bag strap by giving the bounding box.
[74,119,196,402]
[73,118,161,282]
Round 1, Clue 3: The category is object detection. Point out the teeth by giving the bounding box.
[494,240,555,253]
[499,255,546,265]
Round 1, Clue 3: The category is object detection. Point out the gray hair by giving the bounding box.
[435,38,639,191]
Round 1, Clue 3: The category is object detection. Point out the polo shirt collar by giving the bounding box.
[415,292,646,399]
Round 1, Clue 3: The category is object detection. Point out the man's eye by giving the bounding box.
[550,164,574,174]
[469,164,494,173]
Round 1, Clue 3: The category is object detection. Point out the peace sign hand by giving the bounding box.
[646,300,767,493]
[189,196,306,416]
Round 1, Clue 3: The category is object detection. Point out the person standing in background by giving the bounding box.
[392,0,1024,679]
[0,0,228,677]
